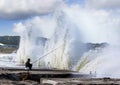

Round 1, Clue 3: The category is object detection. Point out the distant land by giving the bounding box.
[0,36,20,45]
[0,36,20,53]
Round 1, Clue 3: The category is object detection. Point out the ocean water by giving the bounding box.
[0,53,24,68]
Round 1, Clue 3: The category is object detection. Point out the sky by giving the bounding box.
[0,19,23,35]
[0,0,120,44]
[0,0,85,36]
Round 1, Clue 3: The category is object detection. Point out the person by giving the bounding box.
[25,58,32,70]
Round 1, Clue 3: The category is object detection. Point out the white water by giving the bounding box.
[14,7,83,69]
[0,53,17,67]
[78,45,120,78]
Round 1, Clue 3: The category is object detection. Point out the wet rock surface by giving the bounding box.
[0,79,40,85]
[0,68,120,85]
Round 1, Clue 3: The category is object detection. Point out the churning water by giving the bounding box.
[0,53,17,67]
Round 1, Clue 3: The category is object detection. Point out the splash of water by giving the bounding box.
[15,8,83,69]
[77,45,120,78]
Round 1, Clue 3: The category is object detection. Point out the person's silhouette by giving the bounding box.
[25,58,32,70]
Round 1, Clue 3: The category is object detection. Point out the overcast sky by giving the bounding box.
[0,0,84,35]
[0,0,116,35]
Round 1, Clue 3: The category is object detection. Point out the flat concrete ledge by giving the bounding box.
[0,68,92,83]
[40,78,120,85]
[2,68,116,85]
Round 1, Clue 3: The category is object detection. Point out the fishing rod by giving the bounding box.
[32,43,64,64]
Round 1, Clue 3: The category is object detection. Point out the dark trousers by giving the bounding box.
[26,64,32,70]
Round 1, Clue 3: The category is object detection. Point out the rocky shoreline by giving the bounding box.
[0,68,120,85]
[0,68,90,85]
[0,79,39,85]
